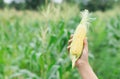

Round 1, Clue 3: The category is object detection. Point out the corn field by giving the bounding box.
[0,4,120,79]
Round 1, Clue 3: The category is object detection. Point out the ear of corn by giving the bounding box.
[70,10,90,68]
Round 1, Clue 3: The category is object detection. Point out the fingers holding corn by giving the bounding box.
[67,36,89,68]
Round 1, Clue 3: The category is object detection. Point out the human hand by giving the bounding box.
[67,35,89,68]
[67,35,98,79]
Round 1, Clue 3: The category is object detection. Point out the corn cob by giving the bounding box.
[70,10,90,68]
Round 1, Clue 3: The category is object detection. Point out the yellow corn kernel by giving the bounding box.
[70,10,89,68]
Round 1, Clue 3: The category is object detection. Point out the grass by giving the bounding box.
[0,3,120,79]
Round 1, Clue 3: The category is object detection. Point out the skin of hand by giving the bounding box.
[67,35,88,68]
[67,35,98,79]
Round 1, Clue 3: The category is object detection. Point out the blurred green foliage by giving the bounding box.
[67,0,117,11]
[79,0,115,11]
[0,0,119,11]
[0,0,45,10]
[0,0,4,8]
[88,14,120,79]
[0,3,120,79]
[9,0,45,10]
[25,0,45,9]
